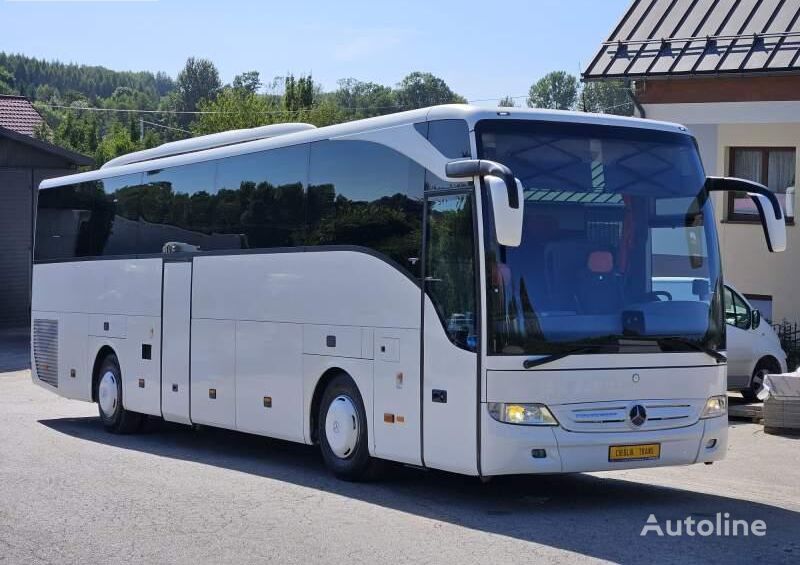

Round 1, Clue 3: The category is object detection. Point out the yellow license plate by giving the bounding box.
[608,443,661,462]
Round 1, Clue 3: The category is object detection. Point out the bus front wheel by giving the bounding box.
[318,373,379,481]
[96,353,143,434]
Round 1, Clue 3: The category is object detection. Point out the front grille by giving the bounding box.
[33,319,58,388]
[552,399,703,432]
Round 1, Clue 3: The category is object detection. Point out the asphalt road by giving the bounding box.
[1,369,799,565]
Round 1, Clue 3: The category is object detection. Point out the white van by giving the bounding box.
[654,278,787,401]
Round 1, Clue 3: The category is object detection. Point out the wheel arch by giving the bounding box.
[754,354,782,376]
[309,367,352,445]
[91,345,117,403]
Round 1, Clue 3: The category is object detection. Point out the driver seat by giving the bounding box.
[576,250,623,314]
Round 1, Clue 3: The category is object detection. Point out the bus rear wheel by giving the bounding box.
[96,353,143,434]
[318,373,379,481]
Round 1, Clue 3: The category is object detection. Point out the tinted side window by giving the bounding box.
[425,194,477,350]
[215,145,308,249]
[308,140,424,277]
[416,119,474,192]
[35,174,142,261]
[427,119,471,159]
[137,161,222,252]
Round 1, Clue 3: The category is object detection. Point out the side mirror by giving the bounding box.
[752,309,761,330]
[486,175,524,247]
[706,176,786,252]
[446,159,524,248]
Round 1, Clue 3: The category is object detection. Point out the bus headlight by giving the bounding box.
[488,403,558,426]
[700,395,728,419]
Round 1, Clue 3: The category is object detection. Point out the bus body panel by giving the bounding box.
[422,300,479,475]
[32,258,162,408]
[190,318,237,428]
[236,320,305,442]
[118,315,161,416]
[161,261,192,425]
[485,363,726,405]
[32,258,162,317]
[479,407,727,475]
[190,252,420,329]
[30,311,91,401]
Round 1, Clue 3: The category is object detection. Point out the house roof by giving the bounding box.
[0,94,44,136]
[0,125,93,167]
[584,0,800,80]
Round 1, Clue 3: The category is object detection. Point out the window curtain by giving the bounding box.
[768,149,795,215]
[732,148,762,215]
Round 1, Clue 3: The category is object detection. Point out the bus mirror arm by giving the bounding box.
[446,159,524,248]
[446,159,519,209]
[706,176,787,253]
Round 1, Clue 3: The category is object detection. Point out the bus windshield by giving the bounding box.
[477,120,724,357]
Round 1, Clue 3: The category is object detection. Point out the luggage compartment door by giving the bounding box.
[161,260,192,424]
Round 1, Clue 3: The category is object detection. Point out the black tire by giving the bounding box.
[318,373,380,481]
[96,353,143,434]
[743,358,780,403]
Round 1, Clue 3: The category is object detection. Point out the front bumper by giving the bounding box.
[480,406,727,476]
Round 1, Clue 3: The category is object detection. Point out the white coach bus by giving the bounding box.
[31,105,786,480]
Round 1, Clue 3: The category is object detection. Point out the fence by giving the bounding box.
[772,320,800,372]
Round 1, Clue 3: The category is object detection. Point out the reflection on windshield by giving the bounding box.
[478,120,724,356]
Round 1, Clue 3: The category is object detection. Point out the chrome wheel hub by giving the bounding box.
[98,371,118,417]
[325,395,359,459]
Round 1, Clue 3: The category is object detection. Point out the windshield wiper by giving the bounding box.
[523,346,603,369]
[521,336,726,369]
[652,336,727,364]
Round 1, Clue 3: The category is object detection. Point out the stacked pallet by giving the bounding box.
[762,373,800,435]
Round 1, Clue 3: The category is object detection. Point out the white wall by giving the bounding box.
[644,101,800,324]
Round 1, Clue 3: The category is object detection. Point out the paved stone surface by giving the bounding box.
[2,341,800,565]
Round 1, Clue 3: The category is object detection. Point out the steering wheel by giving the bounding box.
[651,290,673,302]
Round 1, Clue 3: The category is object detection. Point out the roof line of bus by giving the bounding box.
[39,104,689,190]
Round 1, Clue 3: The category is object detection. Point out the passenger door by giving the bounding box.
[724,285,754,389]
[421,193,479,475]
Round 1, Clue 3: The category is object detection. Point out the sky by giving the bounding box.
[0,0,631,103]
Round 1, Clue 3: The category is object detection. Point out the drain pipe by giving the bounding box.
[626,79,646,118]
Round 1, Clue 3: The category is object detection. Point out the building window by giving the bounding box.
[727,147,795,222]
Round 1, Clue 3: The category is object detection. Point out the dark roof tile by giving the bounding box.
[0,95,44,136]
[584,0,800,79]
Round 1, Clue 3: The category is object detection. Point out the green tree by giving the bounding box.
[175,57,221,115]
[232,71,262,94]
[53,110,99,156]
[283,73,314,112]
[527,71,579,110]
[498,95,517,107]
[334,78,395,118]
[394,72,466,110]
[580,80,633,116]
[95,122,137,164]
[192,87,275,135]
[0,66,15,94]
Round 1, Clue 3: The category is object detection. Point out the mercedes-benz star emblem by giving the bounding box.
[629,404,647,427]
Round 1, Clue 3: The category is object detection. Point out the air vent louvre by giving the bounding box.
[33,319,58,388]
